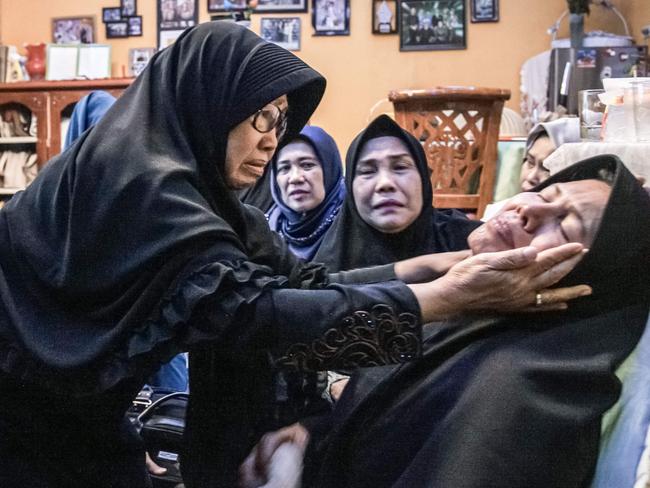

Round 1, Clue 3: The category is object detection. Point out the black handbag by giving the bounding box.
[128,387,188,488]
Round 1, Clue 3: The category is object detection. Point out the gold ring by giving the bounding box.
[535,292,544,307]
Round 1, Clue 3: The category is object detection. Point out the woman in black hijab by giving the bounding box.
[0,22,590,488]
[304,155,650,488]
[316,114,481,272]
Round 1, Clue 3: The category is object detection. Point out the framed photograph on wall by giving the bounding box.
[470,0,498,22]
[256,0,307,13]
[106,21,129,38]
[158,0,198,48]
[102,8,122,23]
[128,47,156,76]
[52,16,96,44]
[121,0,137,17]
[128,16,143,36]
[398,0,465,51]
[312,0,349,36]
[260,17,301,50]
[372,0,397,34]
[207,0,247,13]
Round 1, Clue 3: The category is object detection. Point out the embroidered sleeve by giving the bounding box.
[275,304,421,371]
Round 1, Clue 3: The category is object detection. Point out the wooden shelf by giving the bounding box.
[0,78,133,165]
[0,136,37,144]
[0,187,24,195]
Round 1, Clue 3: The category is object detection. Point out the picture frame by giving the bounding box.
[255,0,308,13]
[128,16,143,36]
[128,47,156,76]
[52,16,96,44]
[106,21,130,38]
[158,0,198,48]
[121,0,137,17]
[102,8,122,23]
[398,0,466,51]
[207,0,247,13]
[470,0,498,23]
[312,0,349,36]
[372,0,397,34]
[158,29,184,49]
[260,17,301,51]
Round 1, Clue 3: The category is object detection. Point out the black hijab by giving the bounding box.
[315,115,480,271]
[308,156,650,488]
[0,22,325,395]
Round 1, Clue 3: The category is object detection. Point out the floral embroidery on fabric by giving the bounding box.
[276,304,420,371]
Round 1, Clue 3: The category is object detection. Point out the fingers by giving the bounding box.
[481,246,538,271]
[530,245,585,288]
[537,285,592,305]
[517,285,592,313]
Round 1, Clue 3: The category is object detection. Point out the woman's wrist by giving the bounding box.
[407,277,462,323]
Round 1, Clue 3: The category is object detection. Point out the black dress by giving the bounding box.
[306,155,650,488]
[0,23,421,488]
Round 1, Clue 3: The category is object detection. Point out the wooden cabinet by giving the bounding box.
[0,78,134,196]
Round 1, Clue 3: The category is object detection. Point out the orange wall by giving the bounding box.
[0,0,639,150]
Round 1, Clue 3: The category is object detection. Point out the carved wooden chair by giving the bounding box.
[389,87,511,218]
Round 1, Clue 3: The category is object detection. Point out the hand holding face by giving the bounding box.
[409,243,592,322]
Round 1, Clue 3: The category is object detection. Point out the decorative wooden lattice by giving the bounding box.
[389,87,510,218]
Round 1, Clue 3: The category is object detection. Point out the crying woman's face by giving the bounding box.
[468,179,611,254]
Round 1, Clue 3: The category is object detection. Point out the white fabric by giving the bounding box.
[520,50,551,131]
[545,142,650,181]
[635,426,650,488]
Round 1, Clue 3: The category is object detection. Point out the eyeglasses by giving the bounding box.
[252,104,288,141]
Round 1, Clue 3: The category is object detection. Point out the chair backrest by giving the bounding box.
[389,87,511,218]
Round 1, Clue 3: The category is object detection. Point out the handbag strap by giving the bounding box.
[137,391,189,424]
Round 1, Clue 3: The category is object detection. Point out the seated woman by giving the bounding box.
[266,125,346,260]
[519,117,580,191]
[315,115,481,271]
[484,117,580,221]
[241,154,649,488]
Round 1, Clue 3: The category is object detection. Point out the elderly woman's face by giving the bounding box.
[520,135,555,192]
[275,140,326,213]
[468,179,611,254]
[352,136,423,234]
[224,95,288,190]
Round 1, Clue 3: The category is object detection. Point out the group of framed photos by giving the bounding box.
[254,0,499,53]
[102,0,143,39]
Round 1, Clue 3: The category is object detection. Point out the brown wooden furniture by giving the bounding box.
[389,87,511,218]
[0,78,133,169]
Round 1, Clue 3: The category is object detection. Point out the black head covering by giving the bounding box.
[0,22,325,394]
[314,115,480,271]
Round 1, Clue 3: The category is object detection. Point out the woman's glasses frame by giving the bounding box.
[252,105,288,140]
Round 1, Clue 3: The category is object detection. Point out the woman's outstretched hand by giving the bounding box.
[408,243,592,322]
[394,250,471,283]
